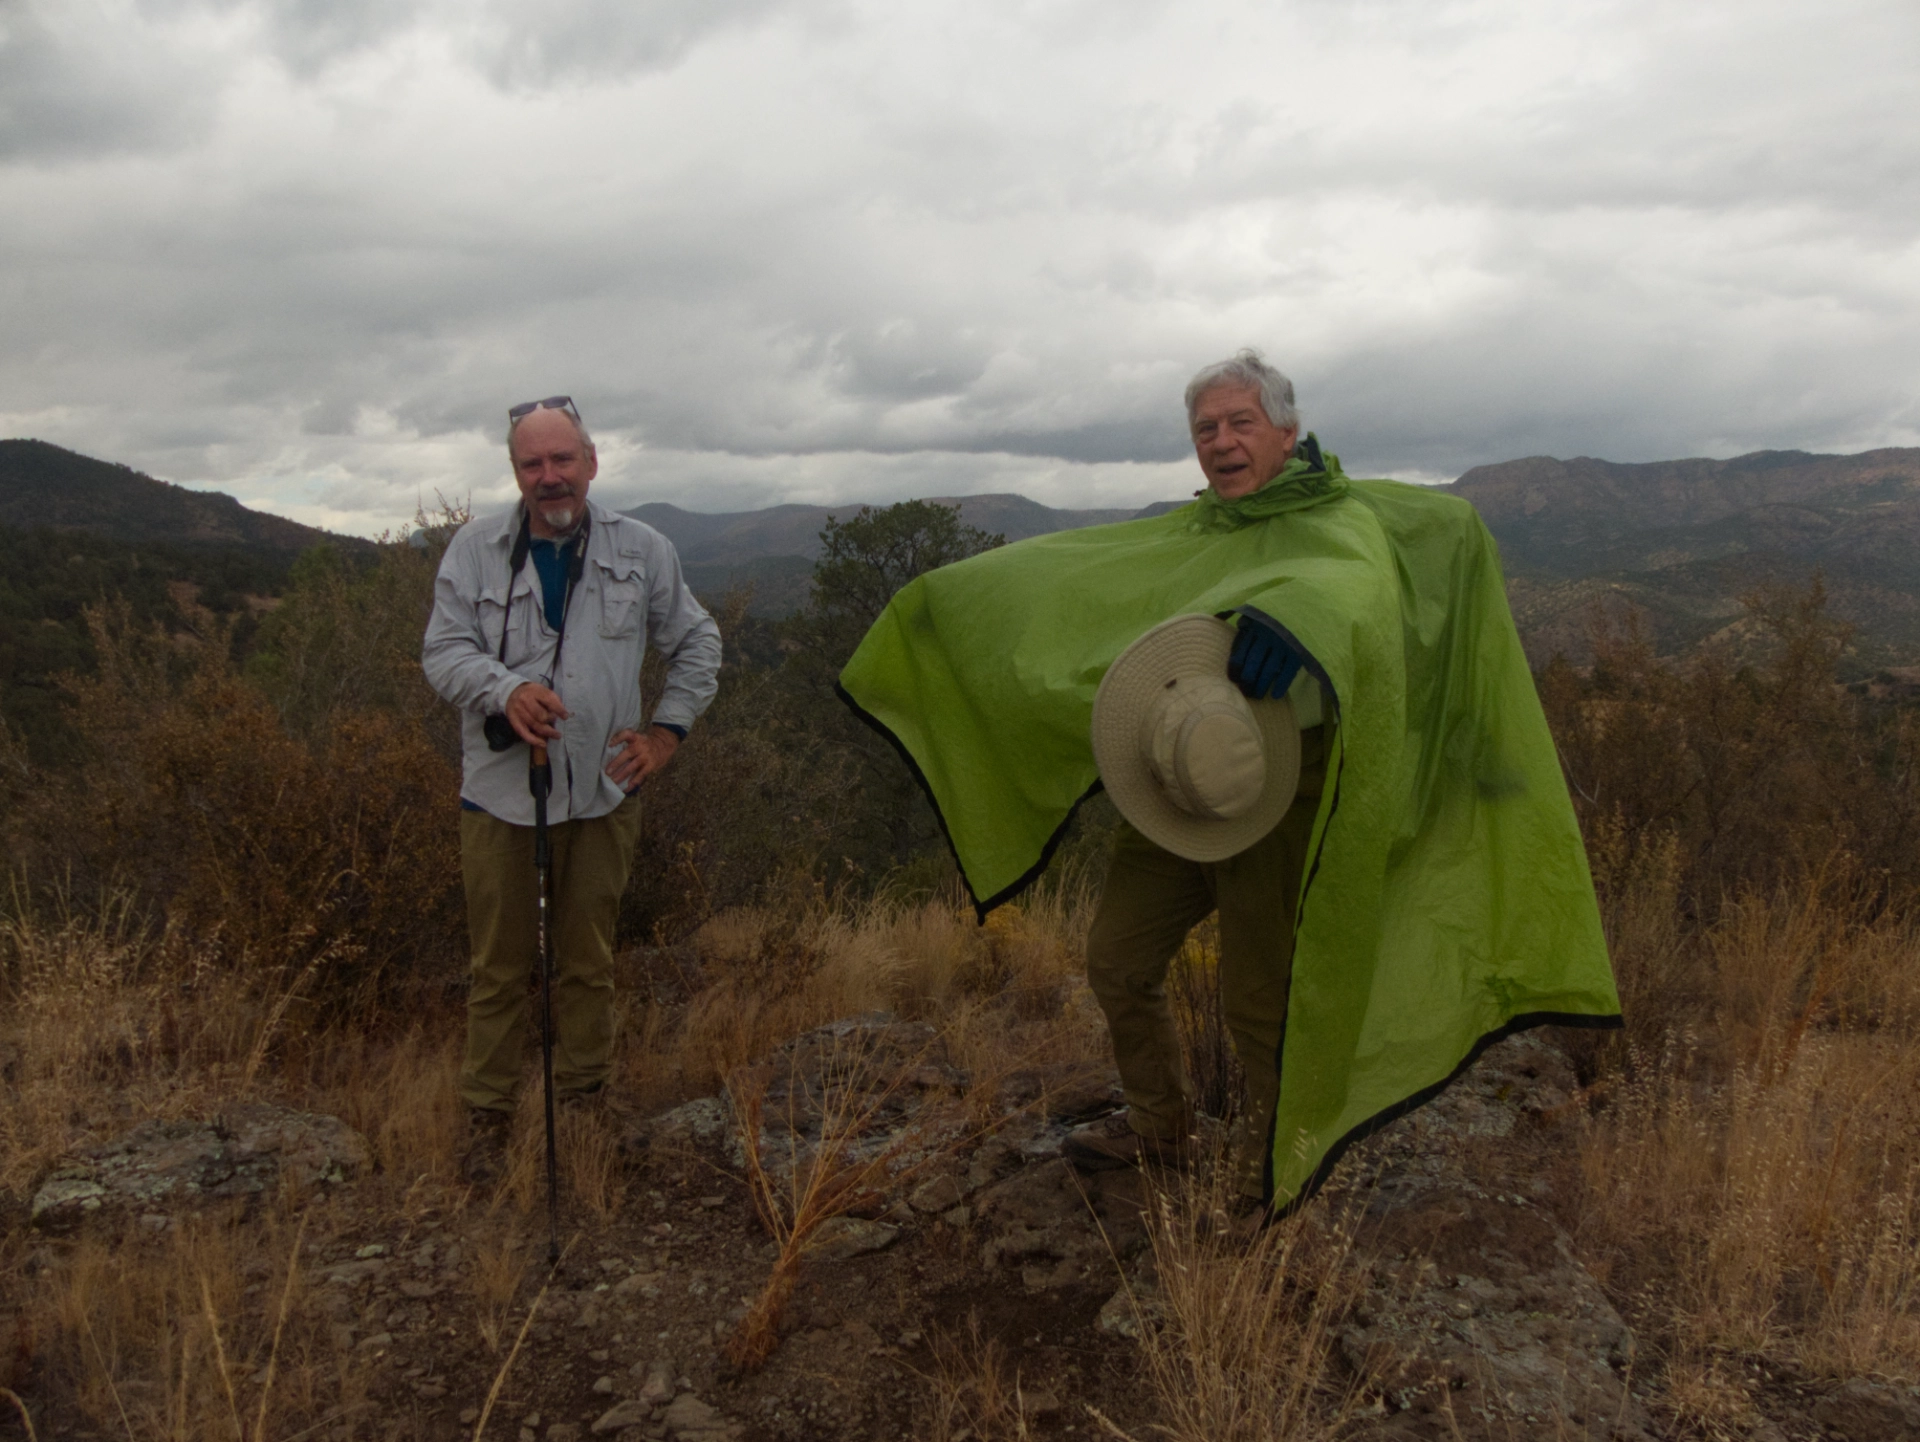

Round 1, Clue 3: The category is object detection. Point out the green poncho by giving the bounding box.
[838,441,1621,1207]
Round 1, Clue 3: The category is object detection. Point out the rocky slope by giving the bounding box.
[22,1017,1920,1440]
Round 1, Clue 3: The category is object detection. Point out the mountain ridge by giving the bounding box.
[624,493,1164,567]
[1448,447,1920,667]
[633,446,1920,668]
[8,436,1917,671]
[0,439,353,554]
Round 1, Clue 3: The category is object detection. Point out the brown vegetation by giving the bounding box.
[0,515,1917,1439]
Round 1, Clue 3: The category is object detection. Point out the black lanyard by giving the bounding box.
[496,509,591,684]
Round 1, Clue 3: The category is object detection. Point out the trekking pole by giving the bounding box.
[530,743,561,1266]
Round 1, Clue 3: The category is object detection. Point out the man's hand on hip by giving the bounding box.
[506,683,570,744]
[606,726,680,791]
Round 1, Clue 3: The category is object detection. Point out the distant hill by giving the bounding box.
[0,439,370,762]
[1450,448,1920,669]
[635,448,1920,672]
[627,493,1178,615]
[0,439,347,553]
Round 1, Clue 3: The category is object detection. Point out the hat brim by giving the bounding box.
[1091,615,1300,863]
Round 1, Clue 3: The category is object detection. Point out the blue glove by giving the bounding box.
[1227,613,1304,700]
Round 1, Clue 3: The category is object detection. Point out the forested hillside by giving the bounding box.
[0,441,370,760]
[1452,446,1920,669]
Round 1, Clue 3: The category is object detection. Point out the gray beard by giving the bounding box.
[541,507,578,534]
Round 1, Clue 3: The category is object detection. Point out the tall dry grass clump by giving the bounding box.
[31,1206,366,1442]
[630,874,1104,1107]
[1547,583,1920,1424]
[1114,1159,1366,1442]
[0,890,331,1196]
[1570,884,1920,1422]
[918,1312,1054,1442]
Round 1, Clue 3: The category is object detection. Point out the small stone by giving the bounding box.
[698,1195,725,1209]
[612,1271,663,1299]
[589,1349,610,1362]
[909,1175,964,1212]
[1095,1290,1140,1338]
[415,1383,448,1400]
[592,1376,615,1394]
[1022,1390,1060,1417]
[809,1217,899,1260]
[939,1205,971,1227]
[459,1408,479,1425]
[525,1412,541,1428]
[355,1331,394,1351]
[638,1360,675,1405]
[590,1399,651,1434]
[546,1426,581,1442]
[661,1393,726,1433]
[355,1243,388,1259]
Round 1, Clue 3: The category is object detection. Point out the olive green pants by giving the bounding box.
[1085,727,1326,1196]
[457,794,644,1114]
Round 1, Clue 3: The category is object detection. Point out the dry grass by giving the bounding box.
[15,841,1920,1437]
[630,877,1106,1110]
[715,883,1103,1369]
[1114,1154,1366,1442]
[917,1312,1048,1441]
[722,1031,926,1369]
[1569,877,1920,1433]
[8,572,1920,1437]
[32,1204,360,1442]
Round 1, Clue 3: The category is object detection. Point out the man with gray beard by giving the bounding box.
[423,396,721,1184]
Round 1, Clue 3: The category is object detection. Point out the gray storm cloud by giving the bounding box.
[0,0,1915,533]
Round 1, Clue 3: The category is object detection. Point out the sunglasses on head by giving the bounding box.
[507,395,580,424]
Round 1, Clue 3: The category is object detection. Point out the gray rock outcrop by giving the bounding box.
[31,1102,370,1231]
[1336,1033,1653,1441]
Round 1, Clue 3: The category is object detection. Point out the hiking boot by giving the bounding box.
[1063,1112,1193,1173]
[460,1107,512,1188]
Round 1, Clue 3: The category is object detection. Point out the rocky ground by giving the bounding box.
[12,1021,1920,1441]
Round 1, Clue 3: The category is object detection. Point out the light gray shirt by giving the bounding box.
[422,498,722,825]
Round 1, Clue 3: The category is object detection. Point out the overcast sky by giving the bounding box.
[3,0,1916,536]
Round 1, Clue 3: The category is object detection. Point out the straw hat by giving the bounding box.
[1091,614,1300,862]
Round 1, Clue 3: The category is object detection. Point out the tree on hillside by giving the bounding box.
[797,500,1006,659]
[777,500,1005,874]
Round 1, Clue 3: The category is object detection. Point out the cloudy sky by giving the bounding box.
[2,0,1916,536]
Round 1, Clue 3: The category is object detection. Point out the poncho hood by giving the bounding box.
[837,438,1621,1207]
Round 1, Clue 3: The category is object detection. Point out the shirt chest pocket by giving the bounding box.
[475,581,514,654]
[596,556,647,639]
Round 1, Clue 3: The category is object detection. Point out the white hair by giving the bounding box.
[1184,349,1299,431]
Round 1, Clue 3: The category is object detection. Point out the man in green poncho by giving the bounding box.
[1060,352,1341,1198]
[837,350,1620,1214]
